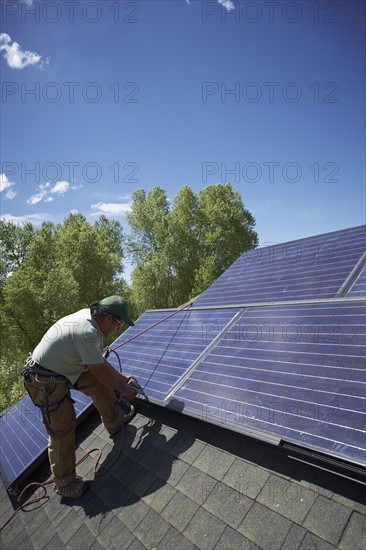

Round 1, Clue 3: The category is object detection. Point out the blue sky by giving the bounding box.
[1,0,365,279]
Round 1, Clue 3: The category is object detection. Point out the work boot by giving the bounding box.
[108,405,137,437]
[54,476,89,498]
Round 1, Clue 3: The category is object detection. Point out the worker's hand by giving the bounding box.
[122,384,138,401]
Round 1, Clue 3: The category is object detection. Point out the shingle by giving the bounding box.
[223,458,270,499]
[292,463,339,499]
[214,525,261,550]
[257,474,317,524]
[3,526,35,550]
[152,425,181,452]
[134,508,171,548]
[156,526,197,550]
[138,445,171,474]
[202,481,253,528]
[116,496,150,531]
[155,456,190,486]
[112,456,143,486]
[45,532,65,549]
[81,500,115,537]
[338,511,366,550]
[127,537,148,550]
[192,445,235,480]
[161,491,199,531]
[299,531,335,550]
[169,436,206,465]
[129,469,157,499]
[237,502,292,550]
[302,495,352,545]
[175,465,217,505]
[331,483,366,515]
[66,523,95,549]
[183,506,226,549]
[23,507,51,535]
[56,509,85,545]
[96,515,135,549]
[281,523,307,549]
[141,479,176,513]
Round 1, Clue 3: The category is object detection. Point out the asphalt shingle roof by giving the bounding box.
[1,402,365,549]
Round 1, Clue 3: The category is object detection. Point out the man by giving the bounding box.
[22,296,138,499]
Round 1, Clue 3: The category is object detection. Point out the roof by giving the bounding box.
[1,402,365,549]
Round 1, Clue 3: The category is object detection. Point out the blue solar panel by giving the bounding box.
[169,300,366,466]
[108,308,239,400]
[0,308,238,490]
[0,391,91,489]
[194,225,366,307]
[1,226,365,490]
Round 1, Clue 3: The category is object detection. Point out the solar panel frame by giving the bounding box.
[168,300,366,467]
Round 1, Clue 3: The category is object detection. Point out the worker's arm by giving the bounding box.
[88,360,137,400]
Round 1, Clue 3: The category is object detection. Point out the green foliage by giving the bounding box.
[127,183,258,314]
[0,214,126,410]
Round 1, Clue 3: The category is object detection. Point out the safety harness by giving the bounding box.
[21,354,74,424]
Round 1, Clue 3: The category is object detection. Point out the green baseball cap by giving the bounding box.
[99,295,135,326]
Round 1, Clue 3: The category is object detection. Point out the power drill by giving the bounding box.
[115,377,148,415]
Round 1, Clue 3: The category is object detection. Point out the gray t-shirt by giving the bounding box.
[32,308,104,384]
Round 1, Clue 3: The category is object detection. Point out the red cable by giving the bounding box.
[0,423,125,533]
[110,302,192,353]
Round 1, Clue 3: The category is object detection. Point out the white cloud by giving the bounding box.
[27,180,71,205]
[22,0,35,6]
[218,0,235,11]
[0,33,49,70]
[90,202,132,217]
[5,189,17,200]
[0,173,17,199]
[0,213,50,225]
[51,181,70,194]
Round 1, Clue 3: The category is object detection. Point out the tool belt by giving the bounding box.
[22,354,74,424]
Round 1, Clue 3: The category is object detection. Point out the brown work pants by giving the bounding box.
[24,369,123,486]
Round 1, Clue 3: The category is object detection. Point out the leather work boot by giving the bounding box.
[108,405,137,437]
[54,476,89,498]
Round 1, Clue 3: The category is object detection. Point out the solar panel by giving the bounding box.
[108,308,239,400]
[1,225,365,490]
[194,225,366,307]
[347,265,366,297]
[0,309,239,490]
[166,300,366,467]
[0,391,91,490]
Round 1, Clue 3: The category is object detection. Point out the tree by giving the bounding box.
[126,183,258,314]
[0,220,35,293]
[192,183,258,295]
[0,214,127,412]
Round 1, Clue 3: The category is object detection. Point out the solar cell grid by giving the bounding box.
[108,308,238,400]
[194,225,366,306]
[170,300,366,465]
[0,390,91,489]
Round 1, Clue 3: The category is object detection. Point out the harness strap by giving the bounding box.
[21,355,61,378]
[37,393,73,423]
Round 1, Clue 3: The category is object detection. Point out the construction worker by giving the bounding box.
[22,296,137,499]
